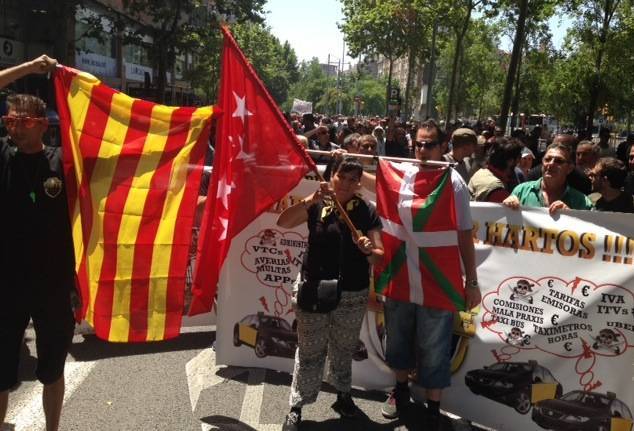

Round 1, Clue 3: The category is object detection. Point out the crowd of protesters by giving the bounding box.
[291,112,634,214]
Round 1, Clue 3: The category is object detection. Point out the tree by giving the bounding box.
[231,22,300,104]
[434,19,505,120]
[498,0,530,131]
[566,0,629,134]
[340,0,411,114]
[496,0,558,130]
[284,59,335,110]
[122,0,266,102]
[348,73,387,115]
[444,0,487,127]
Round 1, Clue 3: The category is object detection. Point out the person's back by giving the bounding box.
[468,138,522,203]
[444,128,477,183]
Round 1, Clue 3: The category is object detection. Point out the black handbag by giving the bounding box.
[296,278,341,313]
[296,218,344,313]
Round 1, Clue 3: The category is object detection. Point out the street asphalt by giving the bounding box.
[2,325,490,431]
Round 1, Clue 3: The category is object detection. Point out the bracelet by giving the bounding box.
[466,279,479,289]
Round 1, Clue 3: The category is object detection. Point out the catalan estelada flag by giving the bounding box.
[374,160,465,311]
[54,66,213,342]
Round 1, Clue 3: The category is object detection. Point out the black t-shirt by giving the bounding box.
[625,172,634,196]
[301,196,382,292]
[595,192,634,213]
[385,139,409,158]
[0,138,75,293]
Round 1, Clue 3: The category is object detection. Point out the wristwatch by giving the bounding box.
[466,279,479,289]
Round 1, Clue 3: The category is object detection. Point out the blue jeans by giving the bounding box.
[384,298,453,389]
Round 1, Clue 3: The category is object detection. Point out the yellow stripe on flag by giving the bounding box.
[109,103,178,342]
[66,72,101,325]
[146,106,212,340]
[85,91,134,332]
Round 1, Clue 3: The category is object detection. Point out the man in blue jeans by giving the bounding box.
[380,120,481,430]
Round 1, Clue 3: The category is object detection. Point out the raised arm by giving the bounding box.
[0,55,57,90]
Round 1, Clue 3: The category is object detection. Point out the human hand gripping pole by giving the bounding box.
[310,173,363,244]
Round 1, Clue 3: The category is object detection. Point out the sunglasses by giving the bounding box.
[414,140,439,149]
[2,115,46,128]
[543,156,568,165]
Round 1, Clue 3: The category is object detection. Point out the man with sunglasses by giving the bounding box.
[1,55,76,431]
[381,120,480,430]
[503,142,592,214]
[305,124,339,164]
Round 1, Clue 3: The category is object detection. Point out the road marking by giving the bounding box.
[4,361,96,431]
[185,348,248,413]
[185,349,281,431]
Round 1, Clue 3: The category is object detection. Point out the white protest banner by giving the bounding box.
[444,203,634,431]
[215,172,634,431]
[215,169,393,389]
[291,98,313,115]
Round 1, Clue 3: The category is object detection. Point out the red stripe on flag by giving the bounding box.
[54,69,115,320]
[377,160,405,226]
[127,107,199,342]
[94,98,154,340]
[413,170,457,232]
[419,246,463,311]
[377,234,411,303]
[189,26,315,315]
[163,110,210,339]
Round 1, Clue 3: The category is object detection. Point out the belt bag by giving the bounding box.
[296,278,341,313]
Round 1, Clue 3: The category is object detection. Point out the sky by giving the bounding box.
[263,0,355,68]
[264,0,572,65]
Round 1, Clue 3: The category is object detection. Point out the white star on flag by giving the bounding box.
[216,176,236,208]
[218,217,229,241]
[232,92,253,123]
[235,136,255,162]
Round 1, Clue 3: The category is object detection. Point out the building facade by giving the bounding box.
[0,0,198,107]
[375,55,428,120]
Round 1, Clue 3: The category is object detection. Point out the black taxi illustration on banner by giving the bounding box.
[533,390,634,431]
[465,360,562,414]
[233,312,297,358]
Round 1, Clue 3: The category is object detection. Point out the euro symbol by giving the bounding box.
[564,342,572,351]
[548,279,554,287]
[582,285,590,297]
[551,314,559,325]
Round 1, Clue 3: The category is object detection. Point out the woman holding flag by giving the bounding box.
[277,156,383,431]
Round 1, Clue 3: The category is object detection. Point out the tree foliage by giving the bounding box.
[435,19,505,120]
[340,0,429,114]
[231,22,301,103]
[283,59,388,116]
[122,0,266,102]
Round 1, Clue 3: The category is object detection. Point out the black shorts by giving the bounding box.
[0,289,75,391]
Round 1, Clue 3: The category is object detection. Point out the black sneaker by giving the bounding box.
[425,412,440,431]
[424,411,452,431]
[381,386,410,419]
[331,392,361,418]
[282,410,301,431]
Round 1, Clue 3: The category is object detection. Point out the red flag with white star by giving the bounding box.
[189,26,317,315]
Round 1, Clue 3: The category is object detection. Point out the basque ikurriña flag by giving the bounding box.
[373,159,465,311]
[54,66,213,342]
[188,26,316,315]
